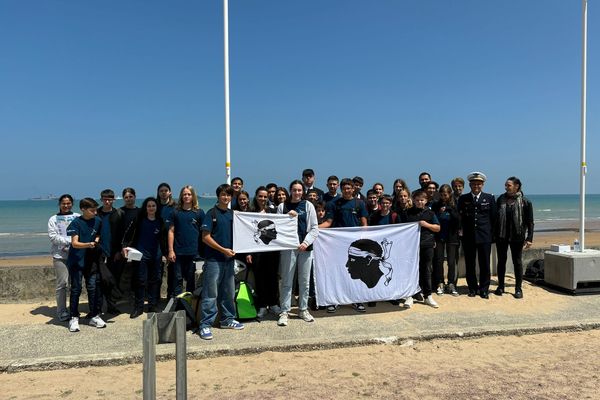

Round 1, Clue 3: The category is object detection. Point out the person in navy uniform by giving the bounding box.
[457,172,496,299]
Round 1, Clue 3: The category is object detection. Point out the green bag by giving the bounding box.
[235,268,257,320]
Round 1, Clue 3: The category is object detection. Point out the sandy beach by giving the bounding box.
[1,326,598,399]
[1,275,600,399]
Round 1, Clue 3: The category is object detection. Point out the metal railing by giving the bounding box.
[143,310,187,400]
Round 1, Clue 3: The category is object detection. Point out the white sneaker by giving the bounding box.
[257,307,268,319]
[298,310,314,322]
[436,284,444,296]
[269,305,282,315]
[69,317,80,332]
[277,312,288,326]
[403,297,413,309]
[89,315,107,328]
[425,295,440,308]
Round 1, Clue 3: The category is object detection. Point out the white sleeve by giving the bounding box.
[302,201,319,247]
[48,216,70,247]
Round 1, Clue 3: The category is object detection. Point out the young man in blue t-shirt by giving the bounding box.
[319,178,369,313]
[66,198,105,332]
[198,184,244,340]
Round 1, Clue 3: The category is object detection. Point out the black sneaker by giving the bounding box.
[106,306,122,315]
[130,308,143,319]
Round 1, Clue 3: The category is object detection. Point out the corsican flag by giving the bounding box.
[233,211,299,253]
[313,223,421,306]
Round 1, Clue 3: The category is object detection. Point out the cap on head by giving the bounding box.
[467,171,487,182]
[302,168,315,177]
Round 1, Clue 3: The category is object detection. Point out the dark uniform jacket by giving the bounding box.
[457,192,496,244]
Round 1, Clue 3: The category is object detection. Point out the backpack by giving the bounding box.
[170,291,201,332]
[235,265,257,320]
[525,259,544,281]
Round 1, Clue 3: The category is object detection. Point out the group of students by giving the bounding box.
[47,168,534,339]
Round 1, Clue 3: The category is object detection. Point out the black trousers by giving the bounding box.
[419,246,434,297]
[433,240,459,287]
[99,254,123,310]
[252,251,280,308]
[496,239,524,290]
[462,241,491,293]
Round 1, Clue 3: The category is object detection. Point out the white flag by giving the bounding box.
[233,211,299,253]
[313,223,421,306]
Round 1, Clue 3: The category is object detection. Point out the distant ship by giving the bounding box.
[200,193,217,198]
[29,194,59,201]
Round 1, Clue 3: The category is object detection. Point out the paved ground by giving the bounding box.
[2,278,600,373]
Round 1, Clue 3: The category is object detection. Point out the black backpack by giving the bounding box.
[525,259,544,281]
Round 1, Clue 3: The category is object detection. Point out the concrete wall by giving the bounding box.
[0,264,137,303]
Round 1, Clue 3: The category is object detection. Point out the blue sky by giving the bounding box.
[1,1,598,200]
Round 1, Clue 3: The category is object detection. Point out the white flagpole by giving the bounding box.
[579,0,588,251]
[224,0,232,185]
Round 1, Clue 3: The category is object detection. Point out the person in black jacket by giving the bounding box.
[97,189,125,314]
[432,184,461,296]
[123,197,168,318]
[494,177,534,299]
[457,172,496,299]
[302,168,325,200]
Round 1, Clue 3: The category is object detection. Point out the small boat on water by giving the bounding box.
[29,194,59,201]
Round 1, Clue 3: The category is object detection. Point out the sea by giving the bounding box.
[1,195,599,258]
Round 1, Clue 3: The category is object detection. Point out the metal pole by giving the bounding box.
[579,0,588,251]
[175,312,187,400]
[143,316,157,400]
[224,0,232,185]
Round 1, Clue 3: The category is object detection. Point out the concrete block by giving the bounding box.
[544,249,600,293]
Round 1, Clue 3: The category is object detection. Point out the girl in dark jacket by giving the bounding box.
[246,187,281,318]
[432,184,461,296]
[123,197,168,318]
[494,177,534,299]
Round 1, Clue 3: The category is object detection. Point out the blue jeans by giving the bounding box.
[173,254,196,295]
[279,249,313,313]
[69,266,102,318]
[134,256,162,309]
[200,260,236,329]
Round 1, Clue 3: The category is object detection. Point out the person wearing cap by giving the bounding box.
[302,169,324,201]
[457,172,496,299]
